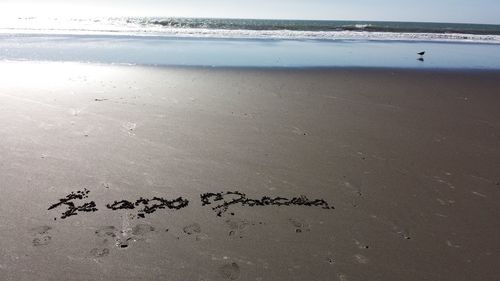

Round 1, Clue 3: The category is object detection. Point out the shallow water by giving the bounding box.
[1,34,500,69]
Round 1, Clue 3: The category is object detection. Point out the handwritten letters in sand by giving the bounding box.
[48,189,334,220]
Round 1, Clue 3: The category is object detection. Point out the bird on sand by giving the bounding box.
[417,51,425,56]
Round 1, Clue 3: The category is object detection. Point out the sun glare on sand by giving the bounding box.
[0,62,116,91]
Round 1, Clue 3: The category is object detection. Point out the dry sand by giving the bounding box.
[0,62,499,280]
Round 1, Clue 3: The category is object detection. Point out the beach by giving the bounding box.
[0,61,499,280]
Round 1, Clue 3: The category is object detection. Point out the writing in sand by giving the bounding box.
[48,189,334,220]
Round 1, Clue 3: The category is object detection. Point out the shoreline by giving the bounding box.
[4,59,500,73]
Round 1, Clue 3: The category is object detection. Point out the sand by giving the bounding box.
[0,61,499,280]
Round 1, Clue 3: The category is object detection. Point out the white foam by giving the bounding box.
[0,17,499,44]
[1,27,499,44]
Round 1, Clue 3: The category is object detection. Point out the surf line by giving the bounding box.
[48,189,334,220]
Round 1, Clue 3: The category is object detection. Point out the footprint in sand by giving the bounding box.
[90,247,110,258]
[292,127,308,136]
[225,218,254,238]
[69,108,84,116]
[33,236,52,247]
[92,226,118,255]
[31,226,53,247]
[446,240,461,248]
[391,225,412,240]
[338,274,349,281]
[289,218,311,233]
[182,223,210,241]
[95,226,119,240]
[218,262,241,280]
[354,254,369,264]
[183,223,201,235]
[122,122,137,135]
[117,223,155,248]
[342,181,363,207]
[132,224,155,236]
[353,239,370,249]
[327,256,335,265]
[225,219,250,231]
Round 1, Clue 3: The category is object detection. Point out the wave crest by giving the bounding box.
[1,17,500,44]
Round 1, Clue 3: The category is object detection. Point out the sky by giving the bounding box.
[0,0,499,24]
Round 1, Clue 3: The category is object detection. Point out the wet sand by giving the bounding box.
[0,61,499,280]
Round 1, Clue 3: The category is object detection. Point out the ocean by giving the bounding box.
[1,17,500,68]
[2,17,500,42]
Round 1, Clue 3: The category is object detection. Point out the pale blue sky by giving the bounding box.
[1,0,499,24]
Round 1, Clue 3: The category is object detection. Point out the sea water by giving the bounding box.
[1,17,500,69]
